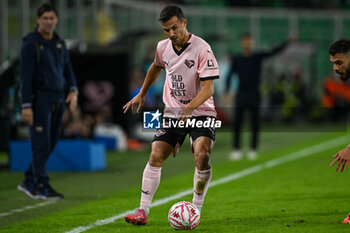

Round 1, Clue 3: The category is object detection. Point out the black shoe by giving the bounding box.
[17,181,37,199]
[36,183,64,200]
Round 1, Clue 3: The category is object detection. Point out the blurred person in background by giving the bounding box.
[321,74,350,121]
[123,5,219,225]
[143,47,165,106]
[329,38,350,224]
[18,3,78,200]
[225,33,295,160]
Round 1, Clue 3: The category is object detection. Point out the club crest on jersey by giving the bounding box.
[155,129,166,137]
[184,59,195,69]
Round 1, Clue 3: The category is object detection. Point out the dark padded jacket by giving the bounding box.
[20,28,77,108]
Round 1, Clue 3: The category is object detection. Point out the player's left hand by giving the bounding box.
[66,91,78,113]
[330,144,350,172]
[177,107,194,123]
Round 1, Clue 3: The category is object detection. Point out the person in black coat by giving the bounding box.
[225,33,295,160]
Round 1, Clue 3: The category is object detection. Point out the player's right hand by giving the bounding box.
[123,93,145,114]
[22,108,33,125]
[330,144,350,172]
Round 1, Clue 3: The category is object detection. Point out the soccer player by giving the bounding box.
[123,5,219,225]
[18,3,78,200]
[329,39,350,224]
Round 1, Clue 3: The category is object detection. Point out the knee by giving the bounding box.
[149,150,165,167]
[195,149,211,170]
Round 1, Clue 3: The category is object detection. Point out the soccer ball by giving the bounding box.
[168,201,200,230]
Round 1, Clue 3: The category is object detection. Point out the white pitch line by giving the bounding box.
[0,201,56,218]
[64,135,349,233]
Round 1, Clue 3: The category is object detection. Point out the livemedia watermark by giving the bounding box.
[143,109,221,129]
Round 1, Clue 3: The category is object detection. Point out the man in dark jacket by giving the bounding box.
[18,3,78,200]
[225,33,295,160]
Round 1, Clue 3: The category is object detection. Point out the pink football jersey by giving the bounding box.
[154,34,219,117]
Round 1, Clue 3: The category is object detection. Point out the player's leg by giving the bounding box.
[125,140,173,225]
[248,105,259,159]
[37,101,66,199]
[233,106,243,149]
[190,120,215,212]
[192,136,213,212]
[230,94,245,160]
[19,97,51,199]
[141,141,173,212]
[49,101,65,154]
[248,92,260,160]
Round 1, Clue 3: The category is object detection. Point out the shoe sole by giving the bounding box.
[228,156,243,161]
[125,217,147,225]
[35,194,64,201]
[17,185,38,200]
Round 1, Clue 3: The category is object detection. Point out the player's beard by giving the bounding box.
[338,63,350,81]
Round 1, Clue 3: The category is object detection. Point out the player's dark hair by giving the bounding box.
[241,32,251,39]
[158,5,184,22]
[329,39,350,55]
[37,3,58,18]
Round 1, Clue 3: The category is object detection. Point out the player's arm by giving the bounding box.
[260,36,296,58]
[20,41,36,125]
[62,41,79,113]
[178,79,214,121]
[330,144,350,172]
[123,63,162,114]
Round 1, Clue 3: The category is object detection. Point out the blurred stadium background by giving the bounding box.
[0,0,350,150]
[1,0,350,153]
[1,1,350,232]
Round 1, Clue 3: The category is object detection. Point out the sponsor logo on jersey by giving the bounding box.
[207,59,214,67]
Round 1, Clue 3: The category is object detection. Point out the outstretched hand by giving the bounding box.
[123,93,145,114]
[330,144,350,172]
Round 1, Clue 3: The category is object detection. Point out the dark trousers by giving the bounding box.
[25,96,65,185]
[233,90,260,150]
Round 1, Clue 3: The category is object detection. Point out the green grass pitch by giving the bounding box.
[1,129,350,232]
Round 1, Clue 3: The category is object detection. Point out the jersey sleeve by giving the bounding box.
[197,46,220,81]
[153,42,165,69]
